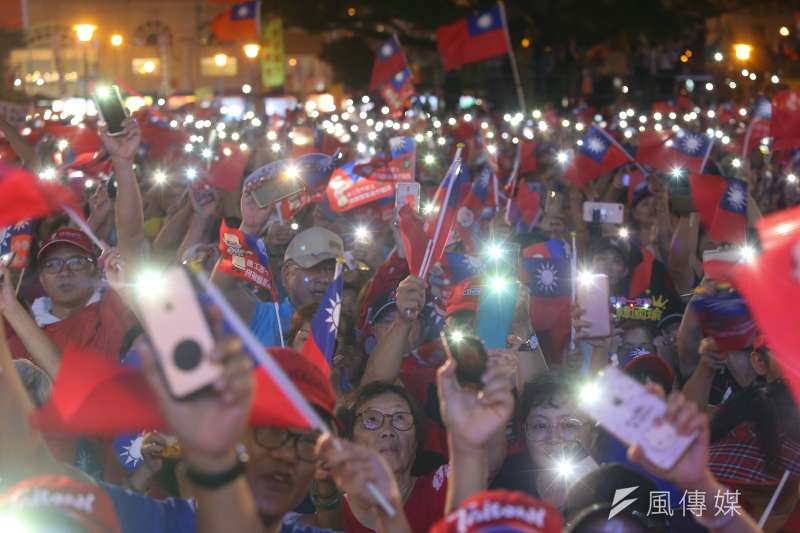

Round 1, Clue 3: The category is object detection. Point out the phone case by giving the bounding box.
[94,85,128,136]
[576,273,611,338]
[394,182,420,219]
[475,280,519,349]
[580,367,698,470]
[582,202,625,225]
[135,267,221,399]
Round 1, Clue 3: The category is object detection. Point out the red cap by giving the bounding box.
[269,347,335,420]
[446,278,481,317]
[622,353,675,394]
[431,490,562,533]
[37,228,97,261]
[0,475,122,533]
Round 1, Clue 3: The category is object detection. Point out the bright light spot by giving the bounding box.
[577,270,596,286]
[424,153,436,166]
[242,83,252,94]
[202,148,212,159]
[579,381,601,405]
[780,26,790,37]
[705,82,714,91]
[290,222,300,231]
[40,167,56,181]
[749,72,757,81]
[731,158,741,168]
[772,74,780,84]
[714,52,724,62]
[285,164,300,180]
[707,110,716,118]
[135,270,167,300]
[555,458,576,478]
[486,243,504,260]
[622,85,629,94]
[464,113,472,122]
[153,170,168,185]
[739,108,747,117]
[271,142,281,153]
[788,173,798,184]
[740,245,756,263]
[556,151,569,165]
[354,225,370,242]
[110,33,123,46]
[243,42,260,58]
[450,330,464,343]
[619,227,630,239]
[184,143,194,153]
[185,167,197,180]
[84,179,95,189]
[575,122,584,131]
[538,121,548,132]
[653,112,662,121]
[214,53,228,67]
[422,202,435,215]
[729,81,737,89]
[670,166,684,179]
[733,43,753,61]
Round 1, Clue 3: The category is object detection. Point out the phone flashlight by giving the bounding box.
[577,270,596,286]
[486,242,504,260]
[153,170,168,185]
[135,269,167,301]
[284,164,300,180]
[578,381,600,406]
[450,329,465,343]
[739,244,756,263]
[556,151,569,165]
[354,225,370,243]
[670,166,684,179]
[95,85,111,99]
[555,458,576,479]
[488,275,509,293]
[422,202,436,215]
[618,227,630,239]
[185,167,198,181]
[290,222,299,231]
[423,153,436,166]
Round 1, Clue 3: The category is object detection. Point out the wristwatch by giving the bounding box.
[518,333,540,352]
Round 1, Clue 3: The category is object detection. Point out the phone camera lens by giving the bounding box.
[173,339,203,371]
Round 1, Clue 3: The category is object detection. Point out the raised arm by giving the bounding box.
[0,116,36,168]
[100,118,145,262]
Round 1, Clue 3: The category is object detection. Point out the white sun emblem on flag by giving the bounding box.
[465,255,483,272]
[477,13,493,28]
[381,43,394,57]
[120,434,145,468]
[324,293,341,334]
[726,183,746,209]
[535,262,559,293]
[683,135,702,154]
[237,5,249,16]
[389,136,408,152]
[586,136,605,154]
[394,71,405,82]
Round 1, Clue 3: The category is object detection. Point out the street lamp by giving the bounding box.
[73,24,97,97]
[733,43,753,61]
[243,43,260,59]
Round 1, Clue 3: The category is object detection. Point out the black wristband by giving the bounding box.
[186,455,247,489]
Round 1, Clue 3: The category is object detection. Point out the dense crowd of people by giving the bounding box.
[0,52,799,533]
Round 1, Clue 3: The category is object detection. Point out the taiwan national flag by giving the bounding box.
[454,166,498,253]
[422,155,470,276]
[565,126,633,188]
[353,136,416,182]
[210,0,259,41]
[691,288,756,352]
[370,35,408,91]
[505,180,541,234]
[436,4,510,71]
[731,205,800,402]
[521,240,573,361]
[769,89,800,151]
[636,130,713,175]
[380,68,415,117]
[443,252,484,286]
[0,220,33,268]
[206,143,250,192]
[742,96,771,158]
[302,266,343,377]
[0,165,79,227]
[689,173,748,243]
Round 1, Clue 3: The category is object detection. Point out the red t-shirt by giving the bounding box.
[5,290,137,362]
[342,465,449,533]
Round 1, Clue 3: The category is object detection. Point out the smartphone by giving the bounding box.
[580,366,698,470]
[582,202,624,225]
[191,183,217,206]
[135,266,222,399]
[394,182,420,220]
[93,85,128,136]
[475,244,520,348]
[576,273,611,338]
[441,330,488,388]
[660,172,694,214]
[251,174,307,209]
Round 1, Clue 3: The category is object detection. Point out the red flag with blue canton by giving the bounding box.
[639,130,713,175]
[353,136,416,182]
[0,220,32,268]
[369,35,408,91]
[380,68,415,117]
[521,240,572,362]
[436,4,510,71]
[210,0,259,41]
[454,166,498,253]
[731,205,800,403]
[689,173,748,243]
[691,287,756,352]
[423,155,470,275]
[505,180,541,234]
[326,161,396,212]
[398,204,429,277]
[0,165,79,227]
[770,89,800,151]
[302,266,343,378]
[565,125,632,188]
[742,96,771,158]
[443,252,483,286]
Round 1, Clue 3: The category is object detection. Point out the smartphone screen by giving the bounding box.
[576,273,611,338]
[94,85,127,135]
[251,176,307,208]
[475,243,520,349]
[441,331,487,388]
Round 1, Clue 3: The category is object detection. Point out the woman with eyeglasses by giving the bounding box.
[492,372,595,509]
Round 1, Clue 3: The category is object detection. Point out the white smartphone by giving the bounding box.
[576,273,611,338]
[580,366,698,470]
[394,182,420,220]
[135,266,222,399]
[583,201,624,225]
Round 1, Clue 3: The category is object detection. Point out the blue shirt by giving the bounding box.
[250,296,294,347]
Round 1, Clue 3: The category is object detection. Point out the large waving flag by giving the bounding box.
[453,166,498,253]
[770,89,800,151]
[690,288,756,352]
[0,220,33,268]
[732,205,800,403]
[689,173,748,243]
[353,136,416,182]
[380,68,415,117]
[505,180,541,234]
[565,125,633,188]
[637,130,713,175]
[369,35,408,91]
[210,0,259,41]
[436,4,510,71]
[742,96,771,159]
[0,165,79,227]
[302,265,343,378]
[205,142,250,192]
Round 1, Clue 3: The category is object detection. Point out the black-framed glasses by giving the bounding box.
[524,417,585,443]
[357,409,414,432]
[41,256,94,274]
[253,427,320,463]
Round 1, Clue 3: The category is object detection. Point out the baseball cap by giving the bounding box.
[619,348,675,394]
[446,278,481,317]
[366,289,397,325]
[268,347,335,420]
[37,228,97,261]
[431,490,562,533]
[0,475,122,533]
[284,227,344,269]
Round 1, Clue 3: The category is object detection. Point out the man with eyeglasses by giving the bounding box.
[1,228,136,376]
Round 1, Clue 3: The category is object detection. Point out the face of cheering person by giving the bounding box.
[38,244,99,310]
[350,392,417,476]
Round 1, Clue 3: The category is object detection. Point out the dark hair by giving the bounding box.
[338,381,425,447]
[520,372,576,420]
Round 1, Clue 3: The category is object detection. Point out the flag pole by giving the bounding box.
[569,232,577,352]
[758,469,790,529]
[63,206,108,253]
[498,1,526,112]
[195,271,396,517]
